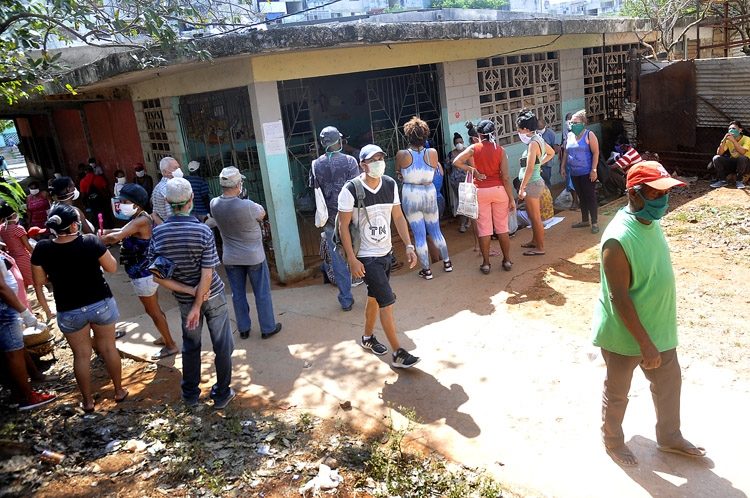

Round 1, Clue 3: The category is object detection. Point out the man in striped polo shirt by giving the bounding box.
[149,178,235,409]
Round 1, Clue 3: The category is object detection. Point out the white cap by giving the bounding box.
[187,161,200,172]
[359,144,385,161]
[219,166,245,187]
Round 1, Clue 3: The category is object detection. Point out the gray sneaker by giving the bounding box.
[361,335,388,356]
[392,348,420,368]
[710,180,727,188]
[213,388,236,410]
[737,181,746,189]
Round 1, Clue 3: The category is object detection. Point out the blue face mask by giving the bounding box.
[629,190,669,221]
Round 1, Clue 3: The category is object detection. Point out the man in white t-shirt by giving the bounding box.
[337,145,420,368]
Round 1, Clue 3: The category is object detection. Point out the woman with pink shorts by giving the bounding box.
[452,120,516,274]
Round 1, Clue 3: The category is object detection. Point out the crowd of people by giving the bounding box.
[0,109,711,468]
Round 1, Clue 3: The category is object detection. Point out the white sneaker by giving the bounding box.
[710,180,727,188]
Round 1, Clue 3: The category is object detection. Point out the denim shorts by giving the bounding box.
[0,302,23,352]
[131,275,159,297]
[359,254,395,308]
[57,297,120,334]
[525,178,545,199]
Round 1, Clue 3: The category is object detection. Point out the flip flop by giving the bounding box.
[115,390,129,403]
[153,337,166,346]
[115,330,126,339]
[480,264,491,275]
[80,402,95,413]
[520,242,536,249]
[151,347,178,361]
[657,445,706,458]
[522,250,546,256]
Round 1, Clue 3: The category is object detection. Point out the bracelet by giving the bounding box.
[406,244,415,251]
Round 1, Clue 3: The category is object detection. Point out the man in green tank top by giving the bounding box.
[592,161,706,466]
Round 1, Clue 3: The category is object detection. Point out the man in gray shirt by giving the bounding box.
[210,166,281,340]
[310,126,360,311]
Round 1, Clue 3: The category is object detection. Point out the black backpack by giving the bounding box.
[333,177,370,256]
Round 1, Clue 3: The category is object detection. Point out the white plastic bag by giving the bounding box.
[456,171,478,220]
[310,160,328,228]
[553,189,574,211]
[508,207,519,235]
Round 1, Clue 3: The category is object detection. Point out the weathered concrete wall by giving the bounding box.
[438,59,481,159]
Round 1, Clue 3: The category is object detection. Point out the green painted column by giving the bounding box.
[247,81,305,283]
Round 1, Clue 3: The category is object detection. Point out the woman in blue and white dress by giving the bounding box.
[395,117,452,280]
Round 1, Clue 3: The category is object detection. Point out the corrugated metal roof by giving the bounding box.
[695,57,750,127]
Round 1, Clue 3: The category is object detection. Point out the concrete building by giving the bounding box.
[0,11,652,282]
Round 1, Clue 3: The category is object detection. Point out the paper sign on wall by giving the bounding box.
[262,120,286,156]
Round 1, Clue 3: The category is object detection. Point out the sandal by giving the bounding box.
[418,269,433,280]
[502,260,513,271]
[115,390,129,403]
[572,221,590,229]
[151,347,178,360]
[520,242,536,249]
[443,260,453,272]
[522,250,546,256]
[480,264,491,275]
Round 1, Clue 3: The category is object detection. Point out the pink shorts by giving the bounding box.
[476,186,510,237]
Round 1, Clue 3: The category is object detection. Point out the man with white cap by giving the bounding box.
[152,157,185,225]
[210,166,281,340]
[310,125,360,311]
[592,161,705,466]
[186,160,211,222]
[338,144,419,368]
[149,178,235,409]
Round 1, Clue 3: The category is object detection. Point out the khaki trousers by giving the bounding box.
[601,348,683,449]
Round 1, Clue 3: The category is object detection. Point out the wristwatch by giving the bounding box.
[406,244,415,251]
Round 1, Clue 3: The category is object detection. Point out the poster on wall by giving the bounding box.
[262,120,286,156]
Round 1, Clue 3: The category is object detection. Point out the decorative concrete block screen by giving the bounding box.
[477,52,561,145]
[583,44,640,122]
[140,98,173,166]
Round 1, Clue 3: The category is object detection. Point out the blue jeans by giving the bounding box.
[0,302,23,352]
[541,164,552,189]
[177,293,234,404]
[225,261,277,334]
[324,225,353,309]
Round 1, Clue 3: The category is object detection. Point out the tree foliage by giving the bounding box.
[708,0,750,54]
[0,0,262,105]
[431,0,509,9]
[621,0,711,58]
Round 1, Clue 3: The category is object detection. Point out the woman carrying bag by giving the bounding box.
[453,120,516,274]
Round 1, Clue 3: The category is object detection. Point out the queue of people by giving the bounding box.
[0,112,710,470]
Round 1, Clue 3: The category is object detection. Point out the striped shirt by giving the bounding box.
[148,215,224,304]
[151,178,172,221]
[615,148,643,172]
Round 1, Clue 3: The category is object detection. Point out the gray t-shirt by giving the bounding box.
[210,195,266,266]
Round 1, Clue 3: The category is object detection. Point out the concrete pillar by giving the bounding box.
[247,81,304,283]
[438,60,482,160]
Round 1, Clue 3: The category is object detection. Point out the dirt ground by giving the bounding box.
[2,179,749,497]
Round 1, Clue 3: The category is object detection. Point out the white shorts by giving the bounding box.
[131,275,159,297]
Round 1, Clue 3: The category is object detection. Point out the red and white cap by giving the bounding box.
[626,161,686,190]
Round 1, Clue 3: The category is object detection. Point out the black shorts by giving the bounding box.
[359,254,395,308]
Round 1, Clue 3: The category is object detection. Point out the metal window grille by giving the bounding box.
[477,52,561,145]
[583,44,641,122]
[141,98,172,166]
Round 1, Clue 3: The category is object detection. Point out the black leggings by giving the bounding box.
[571,174,598,224]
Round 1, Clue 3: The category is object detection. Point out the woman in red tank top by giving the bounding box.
[452,120,516,274]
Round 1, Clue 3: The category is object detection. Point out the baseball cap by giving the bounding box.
[626,161,686,190]
[219,166,245,187]
[134,163,145,172]
[359,144,385,161]
[118,183,149,208]
[165,178,193,205]
[187,160,200,172]
[320,126,342,148]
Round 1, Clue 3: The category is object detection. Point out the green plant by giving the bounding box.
[0,177,26,215]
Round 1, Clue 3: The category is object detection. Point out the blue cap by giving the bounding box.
[359,144,385,161]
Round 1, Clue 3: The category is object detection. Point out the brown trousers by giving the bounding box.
[601,348,683,449]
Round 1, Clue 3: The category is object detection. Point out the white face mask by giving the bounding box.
[119,203,137,217]
[135,171,145,178]
[171,168,184,179]
[537,127,546,135]
[518,132,533,144]
[72,188,80,200]
[455,143,465,151]
[29,189,40,195]
[117,177,126,184]
[366,160,386,179]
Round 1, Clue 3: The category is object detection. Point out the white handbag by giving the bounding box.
[456,171,478,220]
[311,160,328,228]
